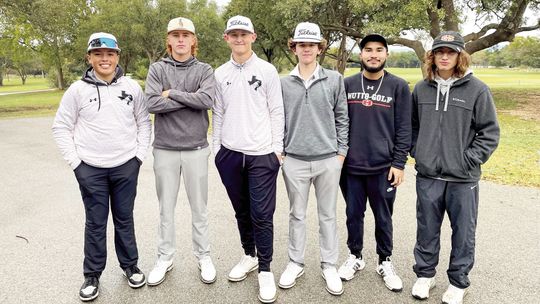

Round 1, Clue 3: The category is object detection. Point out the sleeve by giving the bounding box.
[391,80,412,169]
[132,82,152,162]
[464,87,500,168]
[334,74,349,156]
[410,85,419,158]
[212,77,224,155]
[266,67,285,154]
[145,63,186,113]
[52,85,82,170]
[168,64,215,110]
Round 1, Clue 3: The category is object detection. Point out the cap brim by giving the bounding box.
[291,38,321,43]
[224,26,254,34]
[432,43,461,52]
[168,29,195,34]
[88,47,121,52]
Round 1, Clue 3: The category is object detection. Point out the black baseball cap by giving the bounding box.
[432,31,465,52]
[360,34,388,50]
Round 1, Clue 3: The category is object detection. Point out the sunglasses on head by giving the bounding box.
[89,38,118,49]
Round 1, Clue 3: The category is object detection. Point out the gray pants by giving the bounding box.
[282,156,342,269]
[153,147,211,262]
[413,175,479,289]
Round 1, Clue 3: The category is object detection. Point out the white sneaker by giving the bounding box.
[258,271,277,303]
[278,262,304,289]
[227,255,258,282]
[147,259,173,286]
[198,256,217,284]
[412,277,436,300]
[375,257,403,292]
[322,267,343,296]
[442,284,467,304]
[338,254,366,281]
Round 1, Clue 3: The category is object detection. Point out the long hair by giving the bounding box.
[166,35,199,57]
[423,50,471,81]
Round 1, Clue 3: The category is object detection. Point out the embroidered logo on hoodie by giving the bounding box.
[118,90,134,105]
[248,75,262,91]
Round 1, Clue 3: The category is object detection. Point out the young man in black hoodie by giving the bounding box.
[145,17,217,286]
[410,31,499,304]
[338,34,411,292]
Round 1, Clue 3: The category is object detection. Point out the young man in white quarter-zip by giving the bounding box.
[411,31,499,304]
[144,17,217,287]
[52,32,151,302]
[212,15,284,304]
[337,34,411,293]
[277,22,349,296]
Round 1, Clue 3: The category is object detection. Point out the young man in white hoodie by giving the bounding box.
[278,22,348,296]
[213,15,284,304]
[52,32,151,302]
[145,17,217,287]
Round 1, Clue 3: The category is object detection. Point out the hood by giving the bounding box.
[432,69,473,112]
[81,66,124,86]
[161,55,198,68]
[80,66,124,111]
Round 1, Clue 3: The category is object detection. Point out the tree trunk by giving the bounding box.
[336,34,347,74]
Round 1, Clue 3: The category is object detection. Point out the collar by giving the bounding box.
[289,63,320,81]
[230,52,257,68]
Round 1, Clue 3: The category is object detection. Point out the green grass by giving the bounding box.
[482,113,540,187]
[0,77,51,93]
[0,91,62,118]
[344,67,540,88]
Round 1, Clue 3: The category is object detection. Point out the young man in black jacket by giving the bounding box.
[338,34,411,293]
[410,31,499,304]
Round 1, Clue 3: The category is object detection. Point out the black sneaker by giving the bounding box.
[123,265,146,288]
[79,276,99,302]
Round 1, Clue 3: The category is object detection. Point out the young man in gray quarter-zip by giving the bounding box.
[278,22,349,296]
[145,17,217,286]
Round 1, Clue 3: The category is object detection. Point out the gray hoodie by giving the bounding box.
[281,67,349,161]
[145,56,215,150]
[411,72,500,182]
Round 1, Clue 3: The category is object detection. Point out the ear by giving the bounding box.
[252,33,257,42]
[86,53,91,64]
[223,33,228,41]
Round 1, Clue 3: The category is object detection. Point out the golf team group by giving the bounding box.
[51,14,500,304]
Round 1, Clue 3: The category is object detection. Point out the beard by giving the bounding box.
[361,59,386,73]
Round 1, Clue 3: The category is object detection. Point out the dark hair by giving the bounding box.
[423,49,471,81]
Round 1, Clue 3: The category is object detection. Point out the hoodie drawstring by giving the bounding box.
[435,82,441,111]
[443,89,450,112]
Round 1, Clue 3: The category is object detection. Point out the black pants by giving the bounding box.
[215,146,280,272]
[340,169,396,259]
[74,158,141,278]
[413,175,479,289]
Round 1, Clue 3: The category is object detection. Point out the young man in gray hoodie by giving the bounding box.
[145,17,217,286]
[410,31,499,304]
[278,22,349,296]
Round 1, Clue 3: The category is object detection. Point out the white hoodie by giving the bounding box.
[52,68,151,169]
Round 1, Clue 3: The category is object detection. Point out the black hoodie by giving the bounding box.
[411,73,500,182]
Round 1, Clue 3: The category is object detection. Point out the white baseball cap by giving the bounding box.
[225,15,254,34]
[292,22,322,43]
[87,32,120,52]
[167,17,195,34]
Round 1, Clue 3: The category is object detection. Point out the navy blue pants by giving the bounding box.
[413,175,479,289]
[74,157,141,278]
[339,169,396,259]
[215,146,280,272]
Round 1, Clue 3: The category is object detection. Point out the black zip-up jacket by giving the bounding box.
[411,73,500,182]
[344,71,412,175]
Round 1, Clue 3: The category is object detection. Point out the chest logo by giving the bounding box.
[89,97,97,103]
[248,75,262,91]
[118,90,134,105]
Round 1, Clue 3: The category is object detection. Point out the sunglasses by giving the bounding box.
[89,38,118,49]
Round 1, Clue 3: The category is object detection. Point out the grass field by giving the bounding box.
[0,77,50,93]
[0,68,538,187]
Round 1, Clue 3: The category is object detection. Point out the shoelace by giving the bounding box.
[382,261,397,277]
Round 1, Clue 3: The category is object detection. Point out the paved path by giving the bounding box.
[0,117,539,304]
[0,88,57,96]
